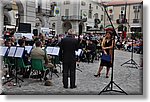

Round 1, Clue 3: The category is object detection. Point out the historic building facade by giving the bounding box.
[103,0,143,37]
[1,0,143,36]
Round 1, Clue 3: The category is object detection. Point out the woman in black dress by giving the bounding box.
[94,31,114,78]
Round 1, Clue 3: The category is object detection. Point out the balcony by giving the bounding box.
[133,19,139,23]
[62,15,82,21]
[62,16,87,22]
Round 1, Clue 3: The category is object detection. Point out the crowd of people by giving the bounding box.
[1,28,143,88]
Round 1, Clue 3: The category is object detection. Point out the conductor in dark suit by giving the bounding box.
[59,29,78,89]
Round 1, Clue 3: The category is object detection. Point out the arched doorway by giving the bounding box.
[62,21,72,33]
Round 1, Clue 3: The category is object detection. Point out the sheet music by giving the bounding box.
[22,33,33,39]
[75,49,82,56]
[7,47,16,57]
[46,47,54,55]
[46,47,60,56]
[51,47,60,56]
[14,47,24,58]
[14,33,33,40]
[0,46,8,56]
[25,46,32,54]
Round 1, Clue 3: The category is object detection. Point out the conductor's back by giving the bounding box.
[59,29,78,89]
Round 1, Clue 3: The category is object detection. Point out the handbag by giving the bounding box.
[101,54,111,62]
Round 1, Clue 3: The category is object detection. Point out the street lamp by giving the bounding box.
[15,13,20,32]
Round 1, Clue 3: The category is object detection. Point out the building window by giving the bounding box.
[96,6,98,9]
[81,1,86,6]
[64,1,70,5]
[80,10,82,16]
[110,15,113,20]
[89,3,92,10]
[121,7,125,11]
[65,9,69,16]
[88,10,92,19]
[107,15,113,21]
[133,5,137,9]
[52,23,55,29]
[119,14,125,19]
[37,0,41,13]
[94,13,98,19]
[133,5,141,20]
[101,15,103,21]
[138,5,141,9]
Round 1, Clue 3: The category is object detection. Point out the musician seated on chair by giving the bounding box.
[18,39,30,65]
[31,40,54,80]
[18,39,31,77]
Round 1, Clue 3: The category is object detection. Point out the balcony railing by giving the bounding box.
[62,16,87,22]
[61,15,82,21]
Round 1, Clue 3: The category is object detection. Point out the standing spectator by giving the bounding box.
[59,29,78,89]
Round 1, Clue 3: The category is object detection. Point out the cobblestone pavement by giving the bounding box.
[2,50,143,95]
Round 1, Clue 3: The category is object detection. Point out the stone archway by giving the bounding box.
[62,21,72,33]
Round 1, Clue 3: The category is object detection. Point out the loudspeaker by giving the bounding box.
[18,23,31,33]
[33,29,38,36]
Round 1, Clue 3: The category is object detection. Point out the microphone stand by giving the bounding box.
[76,33,82,72]
[98,4,127,95]
[120,1,139,69]
[121,29,139,68]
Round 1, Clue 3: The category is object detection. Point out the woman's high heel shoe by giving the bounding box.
[94,74,100,77]
[106,75,109,78]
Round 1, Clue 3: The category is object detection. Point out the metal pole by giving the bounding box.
[0,1,3,36]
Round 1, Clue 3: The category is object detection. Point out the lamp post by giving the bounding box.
[0,1,3,35]
[15,13,20,32]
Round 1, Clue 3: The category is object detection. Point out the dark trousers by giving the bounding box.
[62,61,76,87]
[86,51,96,63]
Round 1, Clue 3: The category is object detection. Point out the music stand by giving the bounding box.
[46,46,60,77]
[0,46,8,56]
[121,33,139,69]
[75,49,83,72]
[98,4,127,95]
[0,46,8,69]
[3,47,24,87]
[0,46,9,81]
[25,46,33,54]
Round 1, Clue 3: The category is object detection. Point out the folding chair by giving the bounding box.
[31,59,52,80]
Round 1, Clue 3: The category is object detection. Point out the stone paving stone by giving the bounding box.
[1,50,143,95]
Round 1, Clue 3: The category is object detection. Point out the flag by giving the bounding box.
[54,6,60,16]
[107,6,114,15]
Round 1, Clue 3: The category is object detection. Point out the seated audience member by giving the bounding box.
[85,40,96,63]
[31,41,54,80]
